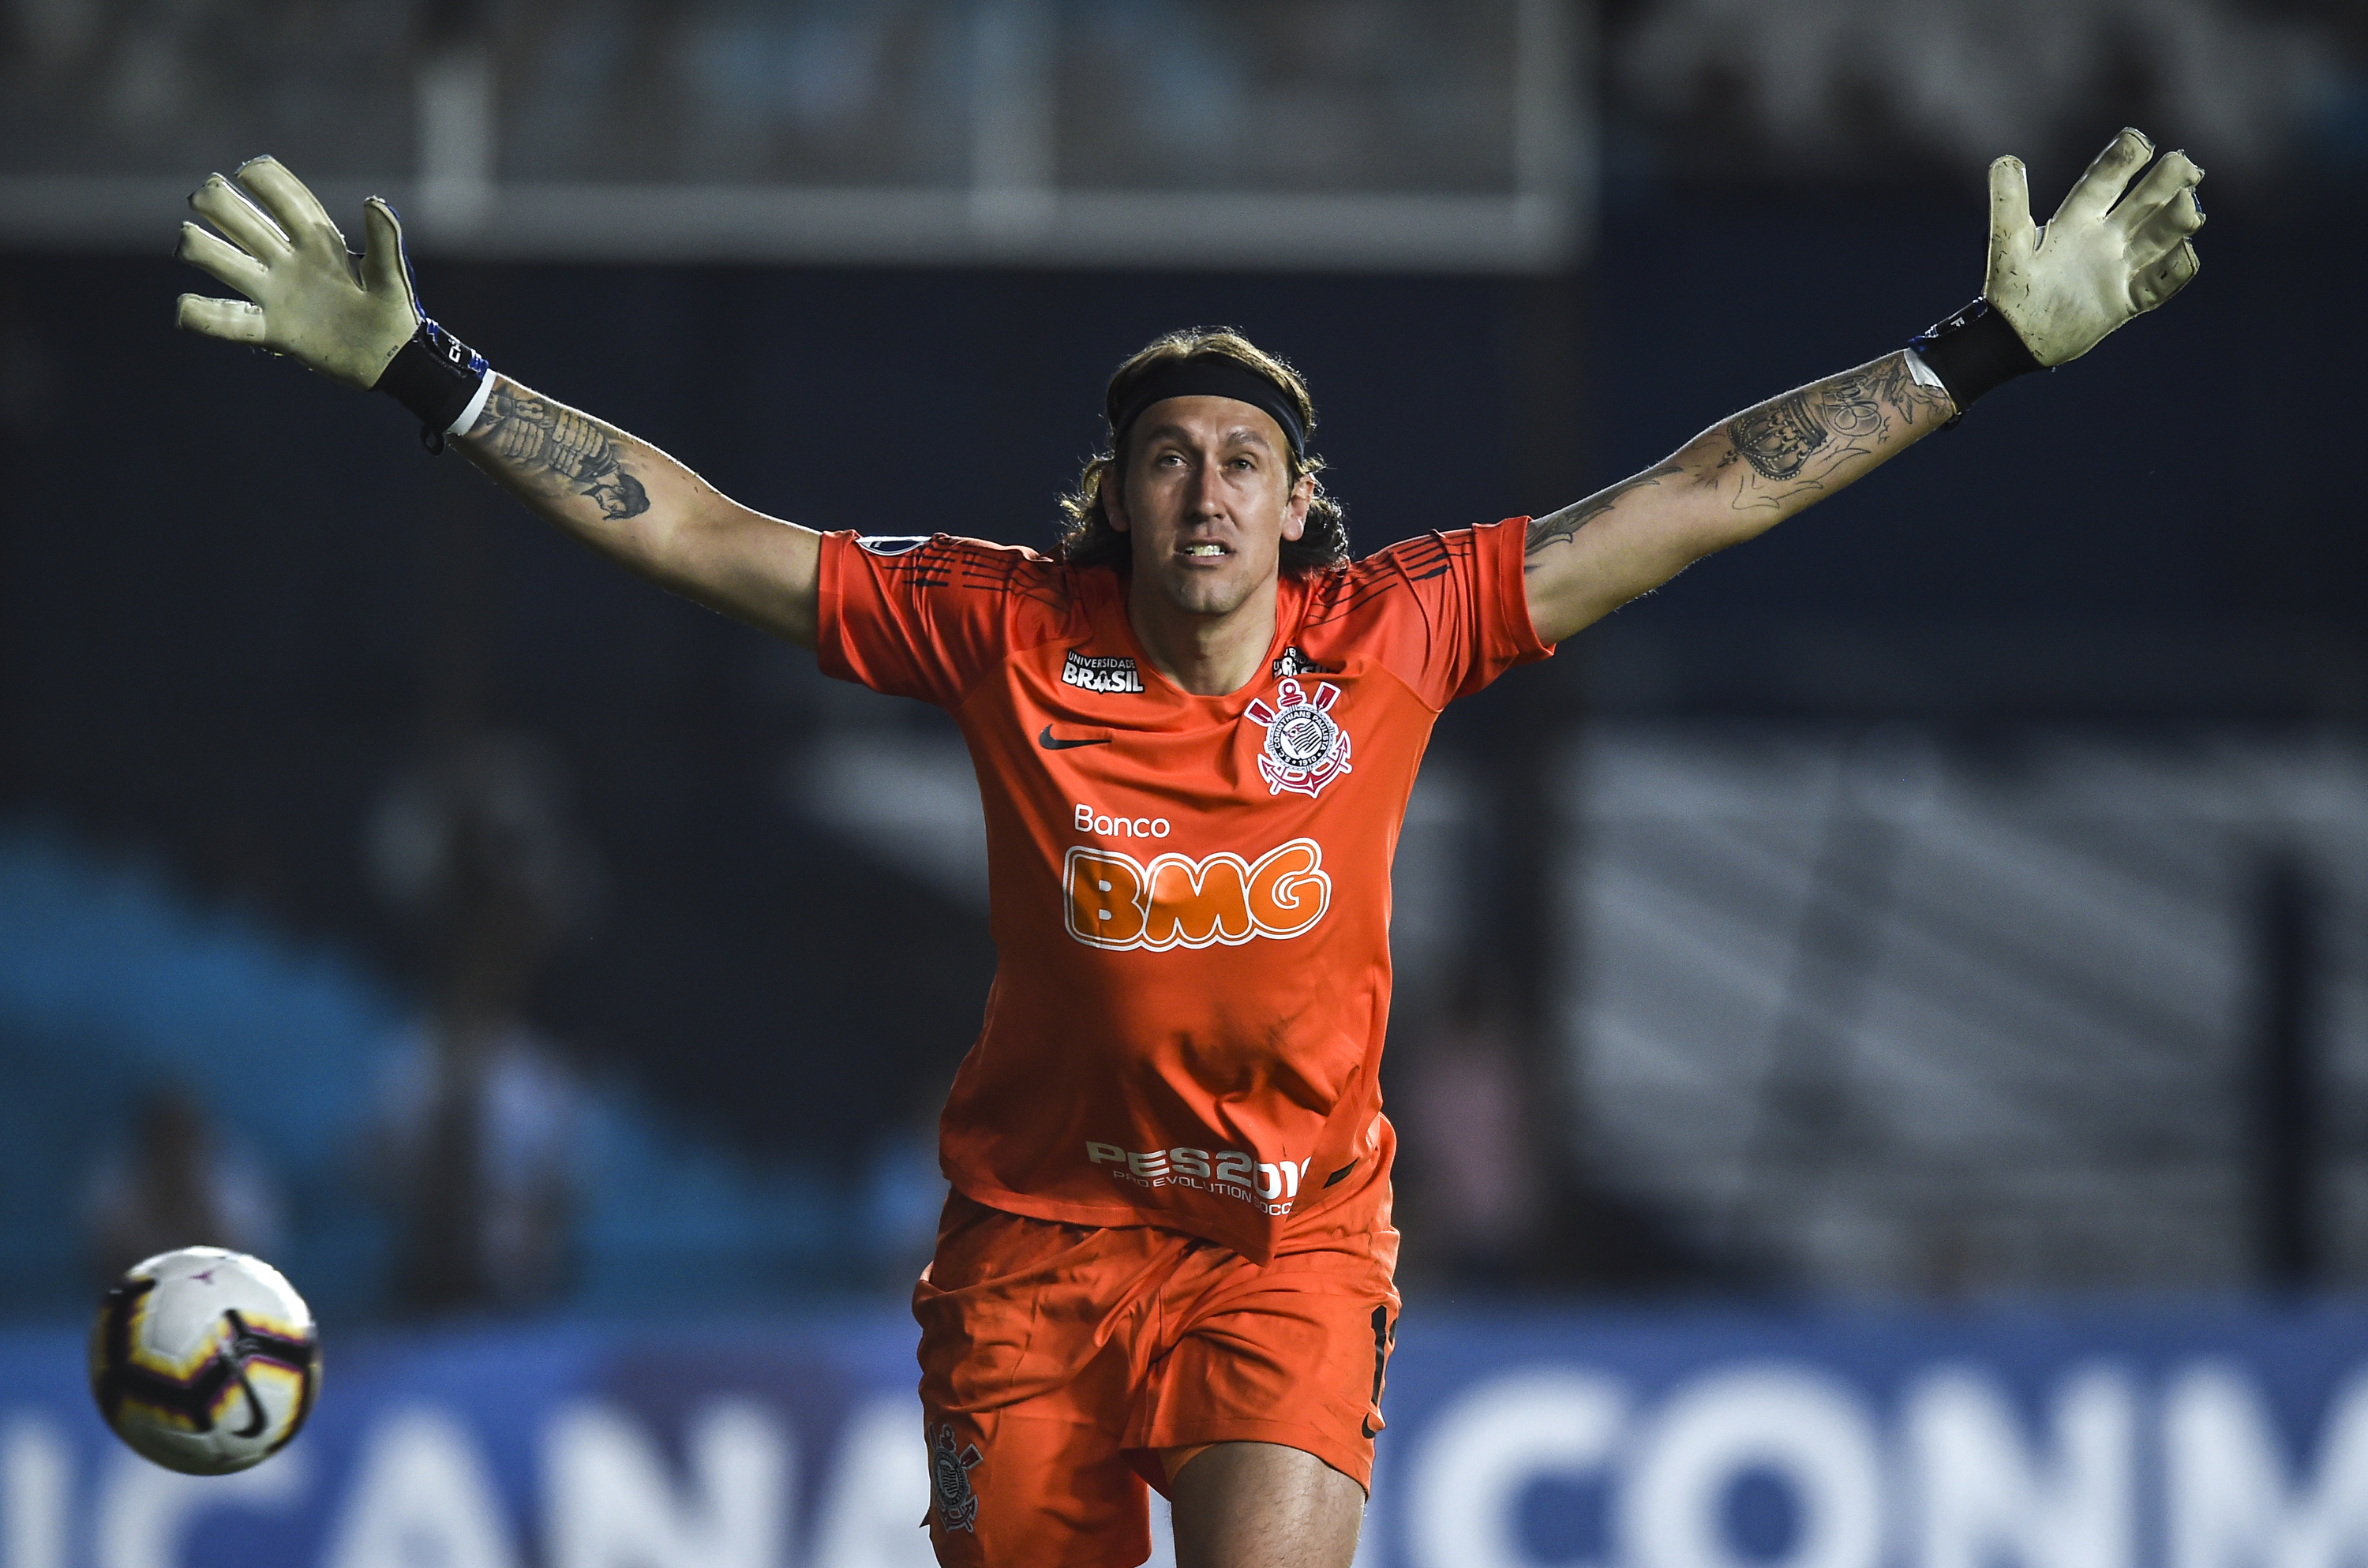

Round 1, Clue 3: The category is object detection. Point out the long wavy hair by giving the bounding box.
[1055,328,1350,574]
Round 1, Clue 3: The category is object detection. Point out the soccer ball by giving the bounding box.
[88,1247,321,1475]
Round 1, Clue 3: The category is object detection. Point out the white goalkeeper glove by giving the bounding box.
[1910,129,2205,416]
[1988,127,2204,366]
[174,155,493,447]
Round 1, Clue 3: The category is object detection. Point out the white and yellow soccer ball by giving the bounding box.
[88,1246,321,1475]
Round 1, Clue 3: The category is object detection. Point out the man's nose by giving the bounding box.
[1185,461,1227,516]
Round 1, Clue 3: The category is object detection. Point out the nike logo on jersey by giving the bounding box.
[1040,725,1112,750]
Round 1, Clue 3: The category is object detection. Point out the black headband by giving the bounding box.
[1110,356,1308,459]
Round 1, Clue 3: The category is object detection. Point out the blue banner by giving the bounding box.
[5,1303,2367,1568]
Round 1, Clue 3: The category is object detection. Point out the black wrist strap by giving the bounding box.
[375,318,489,454]
[1907,298,2043,425]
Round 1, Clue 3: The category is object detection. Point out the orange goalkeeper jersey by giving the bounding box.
[817,518,1549,1263]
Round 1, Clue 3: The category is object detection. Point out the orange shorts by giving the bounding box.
[912,1188,1401,1568]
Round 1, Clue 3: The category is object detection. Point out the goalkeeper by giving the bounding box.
[173,129,2201,1568]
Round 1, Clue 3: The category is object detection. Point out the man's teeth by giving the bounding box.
[1186,544,1224,556]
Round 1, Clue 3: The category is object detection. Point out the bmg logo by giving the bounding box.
[1064,839,1330,951]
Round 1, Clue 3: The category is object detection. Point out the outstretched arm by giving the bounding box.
[454,381,821,646]
[1522,128,2205,647]
[171,156,822,647]
[1521,353,1953,644]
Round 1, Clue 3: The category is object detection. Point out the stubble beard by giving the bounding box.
[1152,564,1258,619]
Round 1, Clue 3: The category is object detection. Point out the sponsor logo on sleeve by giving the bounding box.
[1086,1142,1312,1215]
[1246,678,1352,798]
[856,534,933,556]
[1061,650,1145,694]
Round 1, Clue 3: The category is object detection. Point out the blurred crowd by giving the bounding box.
[4,0,2357,191]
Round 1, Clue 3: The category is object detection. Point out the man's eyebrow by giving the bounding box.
[1135,421,1277,452]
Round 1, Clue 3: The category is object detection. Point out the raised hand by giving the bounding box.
[1984,128,2205,367]
[174,156,421,389]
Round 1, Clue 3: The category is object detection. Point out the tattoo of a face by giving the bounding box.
[476,390,653,520]
[1525,462,1687,559]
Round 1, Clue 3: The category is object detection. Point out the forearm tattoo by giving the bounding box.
[470,386,652,520]
[1717,354,1951,509]
[1730,393,1834,481]
[1525,463,1685,564]
[1520,354,1950,568]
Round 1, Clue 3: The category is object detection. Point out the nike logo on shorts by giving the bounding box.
[1040,726,1113,750]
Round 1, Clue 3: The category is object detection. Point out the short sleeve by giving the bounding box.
[1351,518,1553,709]
[816,532,1073,708]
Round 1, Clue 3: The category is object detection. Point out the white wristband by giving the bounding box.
[447,369,495,439]
[1903,349,1947,393]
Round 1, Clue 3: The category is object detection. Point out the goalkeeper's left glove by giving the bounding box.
[174,155,493,450]
[1909,128,2205,419]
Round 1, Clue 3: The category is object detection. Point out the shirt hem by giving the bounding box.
[946,1173,1306,1265]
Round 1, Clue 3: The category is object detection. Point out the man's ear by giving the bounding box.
[1280,470,1313,542]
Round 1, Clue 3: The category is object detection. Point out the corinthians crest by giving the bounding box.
[1246,677,1353,798]
[931,1423,984,1532]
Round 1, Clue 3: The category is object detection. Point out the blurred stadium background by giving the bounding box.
[3,1,2368,1564]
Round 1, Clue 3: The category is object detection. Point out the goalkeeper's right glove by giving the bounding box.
[174,155,493,451]
[1910,128,2205,420]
